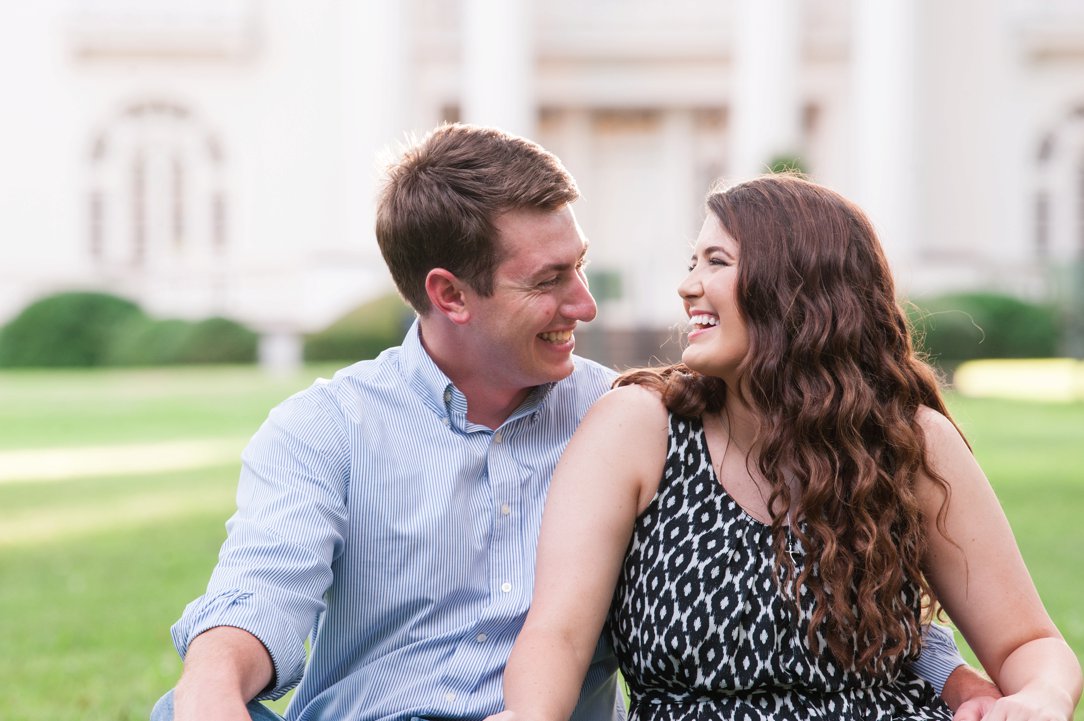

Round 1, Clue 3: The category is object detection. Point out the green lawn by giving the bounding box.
[945,395,1084,684]
[0,367,1081,720]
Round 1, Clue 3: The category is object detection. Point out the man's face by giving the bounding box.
[464,205,597,392]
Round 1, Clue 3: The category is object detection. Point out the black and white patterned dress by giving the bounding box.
[609,414,952,721]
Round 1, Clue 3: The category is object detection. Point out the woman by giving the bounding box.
[491,175,1081,721]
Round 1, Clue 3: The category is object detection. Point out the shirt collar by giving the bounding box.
[399,318,556,432]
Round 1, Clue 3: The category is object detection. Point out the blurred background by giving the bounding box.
[0,1,1082,719]
[2,0,1084,369]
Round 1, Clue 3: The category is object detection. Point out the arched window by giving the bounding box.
[88,99,226,270]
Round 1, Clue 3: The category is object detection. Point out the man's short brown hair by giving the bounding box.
[376,123,579,313]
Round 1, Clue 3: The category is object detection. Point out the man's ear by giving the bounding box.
[425,268,471,325]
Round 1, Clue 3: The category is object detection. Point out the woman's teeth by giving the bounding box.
[689,314,718,329]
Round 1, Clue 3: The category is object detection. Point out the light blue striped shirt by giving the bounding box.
[172,320,625,721]
[171,321,963,720]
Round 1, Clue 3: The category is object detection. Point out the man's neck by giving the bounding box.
[418,321,532,430]
[456,381,532,430]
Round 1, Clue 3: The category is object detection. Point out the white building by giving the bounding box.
[1,0,1083,365]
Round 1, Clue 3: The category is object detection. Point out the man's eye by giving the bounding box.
[539,277,560,288]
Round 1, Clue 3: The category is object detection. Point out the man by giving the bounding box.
[153,124,998,721]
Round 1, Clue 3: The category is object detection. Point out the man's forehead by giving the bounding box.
[495,218,587,279]
[495,206,584,248]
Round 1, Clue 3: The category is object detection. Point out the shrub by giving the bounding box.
[174,316,258,364]
[107,317,195,366]
[768,155,808,175]
[906,292,1060,367]
[107,316,258,365]
[304,293,411,362]
[0,291,146,367]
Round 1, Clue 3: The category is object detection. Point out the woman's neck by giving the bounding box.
[720,395,761,456]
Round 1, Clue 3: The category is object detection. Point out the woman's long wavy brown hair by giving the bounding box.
[618,173,961,677]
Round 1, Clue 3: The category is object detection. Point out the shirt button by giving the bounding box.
[493,431,503,443]
[500,503,511,516]
[441,417,449,426]
[445,691,457,702]
[476,633,488,643]
[501,581,512,593]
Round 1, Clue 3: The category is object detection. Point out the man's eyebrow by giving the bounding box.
[533,245,589,276]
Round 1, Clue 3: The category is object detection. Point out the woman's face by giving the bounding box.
[678,213,749,384]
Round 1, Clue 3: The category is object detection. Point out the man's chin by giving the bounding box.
[535,359,576,386]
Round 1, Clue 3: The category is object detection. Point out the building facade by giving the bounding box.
[1,0,1083,365]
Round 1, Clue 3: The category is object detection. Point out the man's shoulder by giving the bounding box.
[275,347,405,413]
[555,355,617,399]
[326,347,403,385]
[572,353,617,377]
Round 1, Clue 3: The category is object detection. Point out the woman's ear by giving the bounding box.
[425,268,471,325]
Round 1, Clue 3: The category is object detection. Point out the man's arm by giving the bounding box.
[913,623,1002,713]
[173,626,275,721]
[941,665,1001,720]
[167,390,352,713]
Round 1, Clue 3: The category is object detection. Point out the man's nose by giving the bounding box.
[564,272,597,322]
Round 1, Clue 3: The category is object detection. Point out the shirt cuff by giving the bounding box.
[171,589,307,700]
[911,622,967,694]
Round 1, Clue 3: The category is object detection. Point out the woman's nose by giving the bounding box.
[677,270,701,300]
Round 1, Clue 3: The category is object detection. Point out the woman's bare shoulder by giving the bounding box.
[914,405,968,451]
[569,384,671,456]
[588,383,669,422]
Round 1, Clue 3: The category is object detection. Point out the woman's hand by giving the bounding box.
[956,686,1077,721]
[952,694,998,721]
[482,713,517,721]
[483,712,545,721]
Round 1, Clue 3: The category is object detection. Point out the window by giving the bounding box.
[88,99,226,270]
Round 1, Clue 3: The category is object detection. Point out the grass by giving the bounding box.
[0,366,335,721]
[0,365,338,450]
[946,395,1084,679]
[0,367,1081,720]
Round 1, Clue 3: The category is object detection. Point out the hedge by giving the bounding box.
[0,291,146,367]
[906,291,1060,367]
[107,316,258,366]
[0,291,258,367]
[304,293,412,362]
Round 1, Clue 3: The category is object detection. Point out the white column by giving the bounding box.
[543,109,594,225]
[849,0,917,281]
[337,0,409,257]
[462,0,536,138]
[649,111,698,328]
[258,0,412,374]
[730,0,802,180]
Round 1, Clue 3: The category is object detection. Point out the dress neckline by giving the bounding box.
[689,415,775,529]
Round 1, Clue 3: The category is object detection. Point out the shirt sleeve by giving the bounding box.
[909,622,967,694]
[170,387,351,699]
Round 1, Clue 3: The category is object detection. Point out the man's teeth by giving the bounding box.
[689,314,718,329]
[539,330,573,343]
